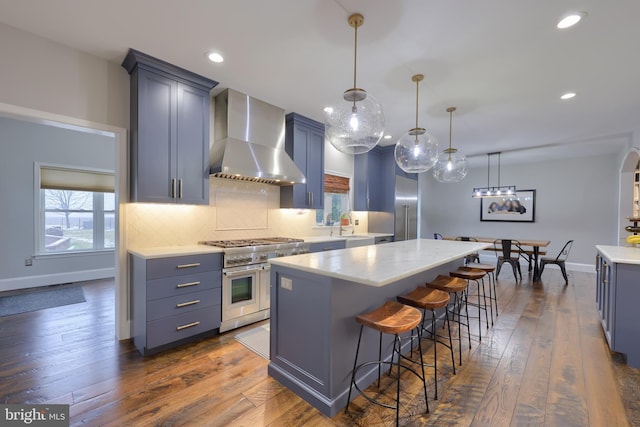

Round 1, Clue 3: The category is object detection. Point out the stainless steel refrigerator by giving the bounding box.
[394,176,418,241]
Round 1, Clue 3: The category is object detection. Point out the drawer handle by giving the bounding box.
[176,321,200,331]
[177,281,200,288]
[177,263,201,269]
[176,299,200,308]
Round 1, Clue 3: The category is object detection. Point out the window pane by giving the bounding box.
[41,189,113,253]
[316,192,351,226]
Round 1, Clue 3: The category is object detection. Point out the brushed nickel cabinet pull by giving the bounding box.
[177,263,201,269]
[179,179,183,199]
[171,178,177,198]
[176,321,200,331]
[176,299,200,308]
[177,281,200,288]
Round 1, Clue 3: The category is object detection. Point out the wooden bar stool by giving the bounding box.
[466,262,498,324]
[397,287,454,400]
[450,268,489,341]
[425,275,470,366]
[346,301,429,426]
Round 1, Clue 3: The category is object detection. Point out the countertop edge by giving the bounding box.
[128,245,224,259]
[596,245,640,265]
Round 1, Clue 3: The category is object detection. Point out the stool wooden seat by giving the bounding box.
[451,268,490,341]
[427,275,468,293]
[355,300,422,333]
[426,275,470,366]
[347,301,429,426]
[397,287,453,399]
[466,263,499,322]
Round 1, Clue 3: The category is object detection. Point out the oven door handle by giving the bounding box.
[223,269,260,278]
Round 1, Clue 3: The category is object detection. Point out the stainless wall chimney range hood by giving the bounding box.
[210,89,306,185]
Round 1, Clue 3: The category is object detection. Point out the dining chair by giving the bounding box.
[538,240,573,284]
[494,239,522,281]
[456,236,479,264]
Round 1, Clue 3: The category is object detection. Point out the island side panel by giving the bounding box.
[269,266,333,396]
[613,262,640,367]
[268,259,462,417]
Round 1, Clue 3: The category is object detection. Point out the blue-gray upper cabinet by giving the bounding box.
[354,147,383,211]
[354,146,417,212]
[122,49,218,204]
[281,113,325,209]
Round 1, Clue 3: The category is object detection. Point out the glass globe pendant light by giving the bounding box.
[432,107,468,182]
[394,74,439,173]
[324,13,385,155]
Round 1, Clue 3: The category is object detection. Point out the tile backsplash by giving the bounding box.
[125,177,368,248]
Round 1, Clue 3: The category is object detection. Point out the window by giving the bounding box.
[38,165,115,254]
[315,174,351,226]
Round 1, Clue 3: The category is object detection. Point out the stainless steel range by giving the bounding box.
[200,237,310,332]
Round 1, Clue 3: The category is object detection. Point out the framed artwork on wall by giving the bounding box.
[480,189,536,222]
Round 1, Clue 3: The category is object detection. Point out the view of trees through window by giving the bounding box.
[42,189,115,252]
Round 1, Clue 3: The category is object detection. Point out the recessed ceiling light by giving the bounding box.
[207,51,224,63]
[557,12,587,29]
[323,107,333,114]
[384,134,392,140]
[560,92,576,100]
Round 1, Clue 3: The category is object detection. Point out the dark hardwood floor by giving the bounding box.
[0,268,637,426]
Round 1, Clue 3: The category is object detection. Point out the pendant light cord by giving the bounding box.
[353,23,358,89]
[415,78,420,130]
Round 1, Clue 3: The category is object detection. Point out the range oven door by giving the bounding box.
[222,265,261,321]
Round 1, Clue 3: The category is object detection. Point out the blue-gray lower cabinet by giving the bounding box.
[595,250,640,367]
[130,252,222,355]
[309,240,346,252]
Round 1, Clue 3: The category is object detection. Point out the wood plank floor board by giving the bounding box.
[0,269,638,426]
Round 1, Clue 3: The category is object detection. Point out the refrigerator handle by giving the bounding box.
[404,205,409,240]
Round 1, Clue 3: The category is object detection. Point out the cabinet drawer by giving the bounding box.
[146,271,220,300]
[146,306,221,349]
[147,288,221,322]
[147,253,222,280]
[309,241,346,252]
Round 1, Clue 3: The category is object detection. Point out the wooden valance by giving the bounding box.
[324,174,350,194]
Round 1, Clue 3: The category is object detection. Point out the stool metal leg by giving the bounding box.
[345,324,364,414]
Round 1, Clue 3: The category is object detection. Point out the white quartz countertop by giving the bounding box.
[269,239,490,287]
[128,245,223,259]
[596,245,640,265]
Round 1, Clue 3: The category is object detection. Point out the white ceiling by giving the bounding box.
[2,0,638,166]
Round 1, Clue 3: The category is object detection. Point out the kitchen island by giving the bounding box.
[267,238,489,417]
[595,245,640,368]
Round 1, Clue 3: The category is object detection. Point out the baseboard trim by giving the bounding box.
[0,268,115,292]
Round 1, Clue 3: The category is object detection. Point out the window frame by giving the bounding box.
[35,162,116,257]
[315,171,353,227]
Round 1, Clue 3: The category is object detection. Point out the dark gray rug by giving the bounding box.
[0,286,86,316]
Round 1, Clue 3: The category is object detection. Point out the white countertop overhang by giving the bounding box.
[128,245,223,259]
[596,245,640,265]
[269,239,490,287]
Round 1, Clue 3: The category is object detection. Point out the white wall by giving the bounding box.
[419,153,619,266]
[0,23,129,128]
[0,116,116,291]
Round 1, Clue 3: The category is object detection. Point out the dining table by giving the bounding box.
[444,236,551,281]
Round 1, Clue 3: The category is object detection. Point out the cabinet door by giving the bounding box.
[135,69,177,203]
[282,113,324,209]
[354,149,383,211]
[177,83,210,205]
[601,259,615,347]
[305,127,324,209]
